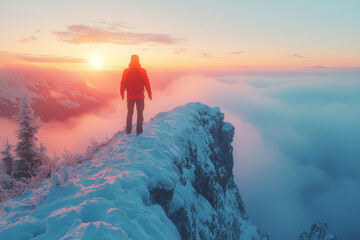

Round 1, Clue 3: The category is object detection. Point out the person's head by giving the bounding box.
[131,54,139,63]
[129,54,141,68]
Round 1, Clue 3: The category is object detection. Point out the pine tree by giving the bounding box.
[37,143,56,179]
[12,95,41,179]
[1,138,14,175]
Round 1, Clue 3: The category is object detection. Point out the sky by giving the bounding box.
[1,0,360,72]
[1,1,360,240]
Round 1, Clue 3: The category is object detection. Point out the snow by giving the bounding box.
[0,76,43,104]
[0,102,266,239]
[0,67,104,118]
[58,99,80,108]
[299,221,337,240]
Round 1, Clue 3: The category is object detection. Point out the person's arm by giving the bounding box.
[142,69,152,100]
[120,69,128,100]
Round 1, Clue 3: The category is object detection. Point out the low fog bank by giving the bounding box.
[1,69,359,240]
[212,72,360,240]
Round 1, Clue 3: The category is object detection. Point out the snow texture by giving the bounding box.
[0,102,268,240]
[299,221,337,240]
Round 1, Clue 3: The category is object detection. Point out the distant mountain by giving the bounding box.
[299,222,337,240]
[0,66,113,122]
[0,103,268,239]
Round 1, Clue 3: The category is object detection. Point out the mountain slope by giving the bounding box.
[0,66,111,121]
[0,102,268,239]
[299,222,337,240]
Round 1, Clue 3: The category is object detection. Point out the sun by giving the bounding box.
[91,57,102,67]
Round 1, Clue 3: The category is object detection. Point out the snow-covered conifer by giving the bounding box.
[1,138,14,175]
[12,95,41,179]
[37,143,57,179]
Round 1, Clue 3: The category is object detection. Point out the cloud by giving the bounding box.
[288,54,304,58]
[53,24,180,45]
[20,29,41,42]
[20,36,38,42]
[145,71,360,240]
[199,52,213,58]
[10,53,87,63]
[221,73,360,240]
[228,50,247,55]
[1,66,360,240]
[88,19,129,30]
[173,48,187,55]
[306,65,332,69]
[305,66,360,72]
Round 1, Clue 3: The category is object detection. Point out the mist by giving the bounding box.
[145,70,360,240]
[1,69,359,240]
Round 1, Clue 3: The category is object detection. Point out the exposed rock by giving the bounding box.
[299,221,338,240]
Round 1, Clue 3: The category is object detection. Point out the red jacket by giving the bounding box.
[120,64,152,100]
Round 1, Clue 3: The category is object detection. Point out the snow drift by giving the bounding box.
[0,102,268,239]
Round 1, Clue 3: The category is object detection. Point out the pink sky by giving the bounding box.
[1,1,359,72]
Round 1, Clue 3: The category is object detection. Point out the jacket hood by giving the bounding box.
[129,54,141,68]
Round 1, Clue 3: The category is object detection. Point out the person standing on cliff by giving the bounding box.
[120,54,152,136]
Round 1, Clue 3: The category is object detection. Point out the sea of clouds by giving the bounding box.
[1,69,359,240]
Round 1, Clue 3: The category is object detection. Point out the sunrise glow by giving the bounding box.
[1,1,360,240]
[0,1,358,72]
[91,57,102,67]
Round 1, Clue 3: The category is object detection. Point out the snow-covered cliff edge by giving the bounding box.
[0,102,268,239]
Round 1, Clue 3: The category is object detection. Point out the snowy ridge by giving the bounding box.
[0,66,109,121]
[299,222,337,240]
[0,102,268,239]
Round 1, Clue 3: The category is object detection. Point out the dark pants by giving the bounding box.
[126,99,144,135]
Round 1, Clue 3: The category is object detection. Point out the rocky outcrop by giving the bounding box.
[299,221,337,240]
[146,103,268,240]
